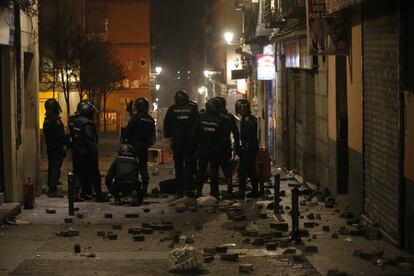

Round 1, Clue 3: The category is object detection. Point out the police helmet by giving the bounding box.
[44,98,61,115]
[118,144,136,157]
[174,90,189,105]
[134,98,149,112]
[235,99,251,117]
[77,100,98,119]
[206,98,220,115]
[215,97,226,113]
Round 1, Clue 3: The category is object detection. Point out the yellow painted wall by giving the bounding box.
[347,12,363,153]
[39,92,58,129]
[328,56,337,141]
[405,92,414,181]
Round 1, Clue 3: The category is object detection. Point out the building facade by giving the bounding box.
[0,3,40,203]
[232,0,414,252]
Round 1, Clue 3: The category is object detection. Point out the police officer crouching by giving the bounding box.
[71,100,105,202]
[235,99,260,199]
[105,144,142,205]
[164,91,199,196]
[195,98,226,199]
[43,99,66,198]
[124,98,156,197]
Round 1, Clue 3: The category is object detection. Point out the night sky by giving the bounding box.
[151,0,209,107]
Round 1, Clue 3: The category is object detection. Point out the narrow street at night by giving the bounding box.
[1,0,414,275]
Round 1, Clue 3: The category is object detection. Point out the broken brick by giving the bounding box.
[104,213,113,219]
[323,226,330,232]
[283,248,297,255]
[107,232,118,240]
[220,253,239,262]
[215,246,228,253]
[46,208,56,214]
[97,231,106,237]
[307,213,315,220]
[149,223,174,231]
[142,228,154,234]
[266,242,278,251]
[74,244,81,253]
[133,235,145,242]
[331,233,339,239]
[64,218,73,223]
[293,255,306,263]
[204,247,217,255]
[251,238,265,246]
[259,212,268,219]
[270,223,289,232]
[125,213,140,219]
[304,222,319,228]
[143,208,151,213]
[239,264,254,273]
[76,214,83,219]
[112,224,122,230]
[204,255,214,263]
[327,269,348,276]
[305,246,318,253]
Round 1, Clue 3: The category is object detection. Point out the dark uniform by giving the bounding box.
[43,99,66,197]
[215,97,241,195]
[105,144,141,203]
[164,91,199,195]
[236,99,260,198]
[124,98,156,196]
[195,99,226,198]
[71,101,104,201]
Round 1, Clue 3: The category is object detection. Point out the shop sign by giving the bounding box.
[232,69,249,80]
[307,0,349,55]
[257,54,275,80]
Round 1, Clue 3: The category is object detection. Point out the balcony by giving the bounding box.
[263,0,286,28]
[282,0,306,19]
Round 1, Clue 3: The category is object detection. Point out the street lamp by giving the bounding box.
[224,32,234,45]
[155,66,162,75]
[198,86,207,94]
[156,84,160,91]
[203,70,210,78]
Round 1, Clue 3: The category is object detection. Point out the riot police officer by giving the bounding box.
[195,98,226,199]
[235,99,260,199]
[105,144,141,205]
[124,98,156,197]
[43,99,65,198]
[215,97,241,197]
[164,91,199,196]
[71,100,105,202]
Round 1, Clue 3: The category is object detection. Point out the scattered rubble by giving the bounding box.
[73,244,81,253]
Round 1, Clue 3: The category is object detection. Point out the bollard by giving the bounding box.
[291,186,301,243]
[259,161,264,196]
[68,172,74,216]
[273,174,281,214]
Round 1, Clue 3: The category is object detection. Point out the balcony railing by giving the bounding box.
[282,0,306,19]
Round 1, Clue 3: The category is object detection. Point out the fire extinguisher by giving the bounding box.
[24,177,34,209]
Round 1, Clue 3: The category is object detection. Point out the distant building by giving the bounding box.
[38,0,152,132]
[85,0,152,131]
